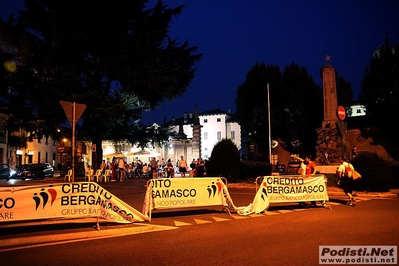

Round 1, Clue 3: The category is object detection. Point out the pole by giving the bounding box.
[72,102,76,182]
[267,83,271,163]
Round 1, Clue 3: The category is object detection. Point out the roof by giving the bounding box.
[165,108,236,126]
[198,108,228,116]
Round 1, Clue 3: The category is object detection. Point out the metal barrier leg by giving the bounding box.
[322,201,332,210]
[222,206,232,216]
[96,216,101,231]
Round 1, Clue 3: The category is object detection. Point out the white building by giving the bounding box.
[166,108,241,161]
[93,107,242,166]
[347,105,366,117]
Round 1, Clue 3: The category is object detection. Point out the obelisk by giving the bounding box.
[316,55,343,162]
[322,55,338,127]
[192,104,202,159]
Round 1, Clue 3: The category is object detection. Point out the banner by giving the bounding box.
[1,176,330,225]
[260,174,329,203]
[143,178,228,216]
[236,175,329,215]
[0,182,149,224]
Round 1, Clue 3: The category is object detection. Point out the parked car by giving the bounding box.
[18,163,54,180]
[0,164,11,180]
[9,166,23,181]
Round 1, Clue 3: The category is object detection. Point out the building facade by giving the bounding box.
[83,107,242,167]
[163,108,241,164]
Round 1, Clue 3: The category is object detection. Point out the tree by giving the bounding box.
[336,74,354,108]
[207,139,240,181]
[279,63,323,155]
[235,62,322,158]
[0,0,202,169]
[235,62,281,156]
[359,39,399,159]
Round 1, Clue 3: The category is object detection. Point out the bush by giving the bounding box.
[206,139,241,182]
[388,160,399,188]
[351,152,393,192]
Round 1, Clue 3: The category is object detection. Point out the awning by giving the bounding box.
[103,152,125,159]
[127,151,160,157]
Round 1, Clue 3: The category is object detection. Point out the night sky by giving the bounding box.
[2,1,399,124]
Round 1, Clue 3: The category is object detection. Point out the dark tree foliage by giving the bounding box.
[0,0,202,169]
[359,39,399,160]
[235,62,281,155]
[336,74,354,108]
[280,63,323,156]
[236,62,322,157]
[207,139,240,182]
[352,152,393,192]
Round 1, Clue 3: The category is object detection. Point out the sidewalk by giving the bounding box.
[227,181,399,198]
[54,170,398,198]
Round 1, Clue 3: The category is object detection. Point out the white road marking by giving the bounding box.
[0,224,177,252]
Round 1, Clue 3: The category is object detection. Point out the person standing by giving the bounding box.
[303,155,317,175]
[160,158,166,170]
[337,156,356,206]
[291,154,317,206]
[100,160,106,175]
[166,159,174,178]
[179,155,188,177]
[111,157,117,181]
[190,159,197,177]
[118,158,125,181]
[150,157,158,179]
[298,161,306,175]
[291,154,316,175]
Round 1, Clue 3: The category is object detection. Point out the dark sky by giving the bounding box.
[2,1,399,124]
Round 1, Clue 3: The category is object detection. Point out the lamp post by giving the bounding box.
[58,138,67,175]
[267,83,271,162]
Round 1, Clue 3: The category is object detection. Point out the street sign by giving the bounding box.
[57,145,65,153]
[60,101,86,182]
[337,106,346,120]
[60,101,86,127]
[336,120,347,139]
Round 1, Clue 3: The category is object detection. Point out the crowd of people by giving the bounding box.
[85,153,358,207]
[84,155,208,181]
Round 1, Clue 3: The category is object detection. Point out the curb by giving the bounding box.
[227,184,398,198]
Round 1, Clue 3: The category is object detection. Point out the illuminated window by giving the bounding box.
[217,131,221,140]
[231,131,235,139]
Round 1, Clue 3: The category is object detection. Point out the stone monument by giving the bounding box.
[315,56,343,164]
[192,104,202,159]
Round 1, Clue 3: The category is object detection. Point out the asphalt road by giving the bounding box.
[0,177,398,266]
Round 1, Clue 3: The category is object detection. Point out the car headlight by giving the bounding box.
[10,170,16,176]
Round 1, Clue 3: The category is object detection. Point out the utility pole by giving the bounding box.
[60,101,86,182]
[267,83,271,162]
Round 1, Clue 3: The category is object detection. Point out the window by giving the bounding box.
[217,131,221,140]
[217,118,221,122]
[204,132,208,140]
[231,131,235,139]
[204,119,208,123]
